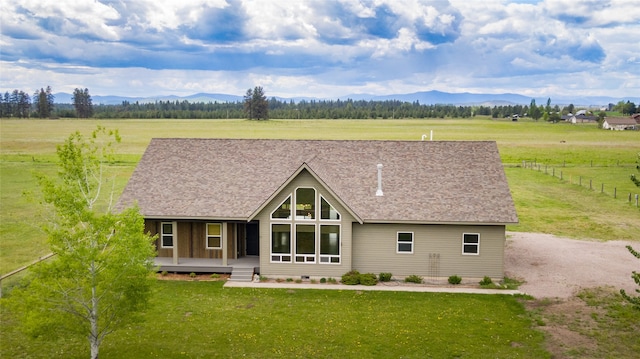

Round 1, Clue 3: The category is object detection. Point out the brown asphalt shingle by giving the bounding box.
[117,139,518,224]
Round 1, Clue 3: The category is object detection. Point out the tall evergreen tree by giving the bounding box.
[73,88,94,118]
[243,86,269,120]
[34,86,55,118]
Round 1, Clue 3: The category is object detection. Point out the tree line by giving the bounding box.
[2,86,638,120]
[1,87,93,118]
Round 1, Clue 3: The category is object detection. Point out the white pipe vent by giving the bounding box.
[376,163,384,197]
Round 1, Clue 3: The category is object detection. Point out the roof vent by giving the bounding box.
[376,164,384,197]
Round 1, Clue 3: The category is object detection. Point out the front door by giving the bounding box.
[246,222,259,256]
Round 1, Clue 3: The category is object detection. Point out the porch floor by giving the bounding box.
[154,256,260,274]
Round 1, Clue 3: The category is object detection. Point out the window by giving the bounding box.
[295,188,315,219]
[320,225,340,263]
[272,195,291,219]
[295,224,316,263]
[206,223,222,249]
[271,224,291,262]
[462,233,480,255]
[397,232,413,253]
[269,187,342,265]
[320,196,340,220]
[161,222,175,248]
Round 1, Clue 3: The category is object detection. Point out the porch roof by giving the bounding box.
[117,139,518,224]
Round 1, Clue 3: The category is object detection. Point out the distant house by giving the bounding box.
[562,112,598,124]
[602,117,638,130]
[118,139,518,281]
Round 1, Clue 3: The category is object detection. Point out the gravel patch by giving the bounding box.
[505,232,638,299]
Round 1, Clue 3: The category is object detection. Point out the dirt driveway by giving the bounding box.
[504,232,638,299]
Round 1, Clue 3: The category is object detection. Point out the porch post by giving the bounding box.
[222,222,228,266]
[172,222,178,265]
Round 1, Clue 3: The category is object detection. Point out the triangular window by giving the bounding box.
[320,196,340,220]
[271,195,291,219]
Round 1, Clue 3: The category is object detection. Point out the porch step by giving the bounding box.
[229,267,255,282]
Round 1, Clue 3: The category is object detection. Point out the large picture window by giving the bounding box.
[397,232,413,253]
[271,224,291,262]
[161,222,175,248]
[462,233,480,255]
[206,223,222,249]
[320,225,340,264]
[270,187,341,264]
[295,224,316,263]
[295,188,315,219]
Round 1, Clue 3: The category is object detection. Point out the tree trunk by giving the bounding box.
[90,265,100,359]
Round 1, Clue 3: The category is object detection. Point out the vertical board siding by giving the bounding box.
[352,224,505,279]
[257,170,354,278]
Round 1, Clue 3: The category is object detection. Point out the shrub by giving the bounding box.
[259,275,269,282]
[189,272,197,278]
[479,276,493,286]
[320,277,327,283]
[161,271,168,276]
[359,273,378,286]
[310,279,317,284]
[341,270,361,285]
[295,279,302,283]
[210,273,221,279]
[275,278,284,283]
[448,275,462,285]
[327,277,337,284]
[405,275,423,284]
[379,272,392,282]
[286,278,293,282]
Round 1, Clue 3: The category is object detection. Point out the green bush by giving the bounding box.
[405,275,423,284]
[479,276,493,286]
[320,277,327,283]
[448,275,462,285]
[210,273,221,279]
[359,273,378,286]
[161,271,168,276]
[341,270,361,285]
[189,272,197,278]
[379,272,392,282]
[327,277,337,284]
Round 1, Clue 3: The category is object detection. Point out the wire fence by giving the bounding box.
[521,160,640,207]
[0,253,55,298]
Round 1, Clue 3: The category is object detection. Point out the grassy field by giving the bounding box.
[1,280,550,358]
[2,118,638,274]
[1,118,639,358]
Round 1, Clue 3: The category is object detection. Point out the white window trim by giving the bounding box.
[462,233,480,255]
[319,224,341,264]
[270,223,292,263]
[205,223,222,249]
[396,232,414,254]
[160,221,176,249]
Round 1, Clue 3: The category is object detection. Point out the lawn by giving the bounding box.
[1,117,638,358]
[1,280,550,359]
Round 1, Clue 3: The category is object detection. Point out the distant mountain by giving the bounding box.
[53,91,639,107]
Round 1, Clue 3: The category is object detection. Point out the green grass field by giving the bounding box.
[1,117,639,358]
[1,281,550,359]
[2,118,638,274]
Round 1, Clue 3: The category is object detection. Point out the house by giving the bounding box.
[602,117,638,130]
[117,139,518,281]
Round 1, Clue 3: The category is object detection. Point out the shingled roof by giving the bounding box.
[117,139,518,224]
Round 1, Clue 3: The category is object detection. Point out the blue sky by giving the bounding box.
[1,0,638,99]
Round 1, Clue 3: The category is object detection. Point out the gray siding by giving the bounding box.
[256,170,355,278]
[352,223,505,279]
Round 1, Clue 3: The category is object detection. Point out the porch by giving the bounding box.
[154,256,260,274]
